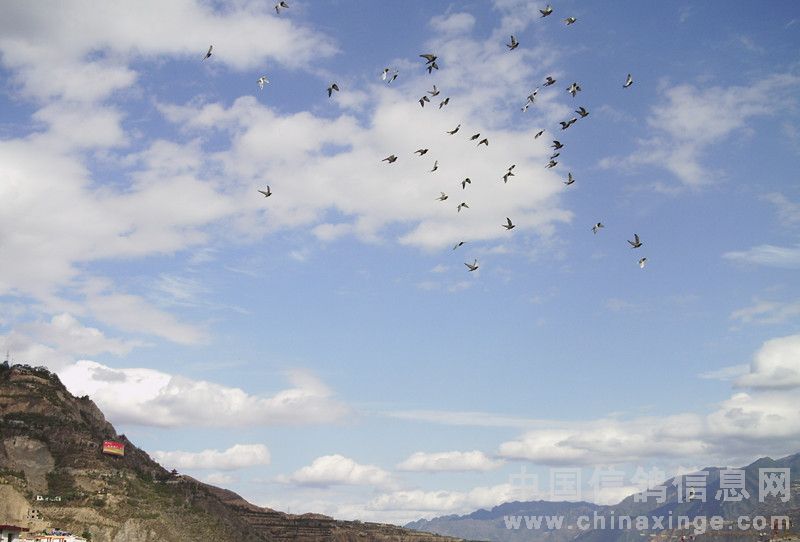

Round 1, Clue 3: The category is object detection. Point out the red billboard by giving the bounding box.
[102,440,125,457]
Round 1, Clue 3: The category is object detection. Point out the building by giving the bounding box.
[0,525,29,542]
[31,533,86,542]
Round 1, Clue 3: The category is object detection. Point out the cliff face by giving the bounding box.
[0,363,462,542]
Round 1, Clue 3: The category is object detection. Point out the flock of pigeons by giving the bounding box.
[207,2,648,273]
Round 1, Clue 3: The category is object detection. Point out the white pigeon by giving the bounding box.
[639,257,647,269]
[592,222,604,234]
[257,76,269,90]
[624,73,634,88]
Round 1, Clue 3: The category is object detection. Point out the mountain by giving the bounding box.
[407,456,800,542]
[0,362,464,542]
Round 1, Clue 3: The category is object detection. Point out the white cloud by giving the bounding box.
[58,360,350,427]
[21,313,143,356]
[367,482,538,517]
[397,450,503,472]
[698,364,750,381]
[735,334,800,390]
[498,333,800,466]
[607,74,800,186]
[429,13,476,35]
[498,416,710,465]
[1,313,145,369]
[152,444,270,470]
[723,244,800,268]
[0,0,337,102]
[730,298,800,325]
[279,454,393,488]
[762,193,800,225]
[0,1,340,347]
[158,91,572,251]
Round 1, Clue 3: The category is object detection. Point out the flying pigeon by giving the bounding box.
[565,16,577,25]
[457,202,469,212]
[592,222,604,234]
[545,159,558,168]
[507,35,519,50]
[623,73,634,88]
[428,85,440,96]
[437,192,449,201]
[567,82,582,97]
[576,106,589,118]
[639,257,647,269]
[453,241,465,250]
[544,76,556,86]
[549,152,560,160]
[420,54,439,73]
[382,68,398,83]
[419,96,430,107]
[382,155,398,163]
[258,186,272,197]
[534,130,545,139]
[560,118,578,130]
[540,4,553,17]
[470,133,481,140]
[275,1,289,14]
[503,171,515,183]
[461,178,471,189]
[203,45,213,60]
[628,234,643,248]
[508,164,516,171]
[465,259,479,272]
[477,138,489,146]
[564,172,575,185]
[552,140,564,149]
[415,148,429,156]
[257,75,269,90]
[502,217,516,230]
[430,161,439,172]
[439,97,450,109]
[447,124,461,135]
[327,83,339,97]
[522,88,538,111]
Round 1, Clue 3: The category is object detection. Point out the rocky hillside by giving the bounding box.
[0,362,465,542]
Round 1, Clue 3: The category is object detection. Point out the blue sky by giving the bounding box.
[1,0,799,525]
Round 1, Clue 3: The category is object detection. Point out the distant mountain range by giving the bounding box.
[0,362,464,542]
[406,454,800,542]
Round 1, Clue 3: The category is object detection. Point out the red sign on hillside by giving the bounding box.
[102,440,125,457]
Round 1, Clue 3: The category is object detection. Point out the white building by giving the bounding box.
[32,535,87,542]
[0,524,29,542]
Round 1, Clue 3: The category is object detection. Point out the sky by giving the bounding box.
[1,0,799,526]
